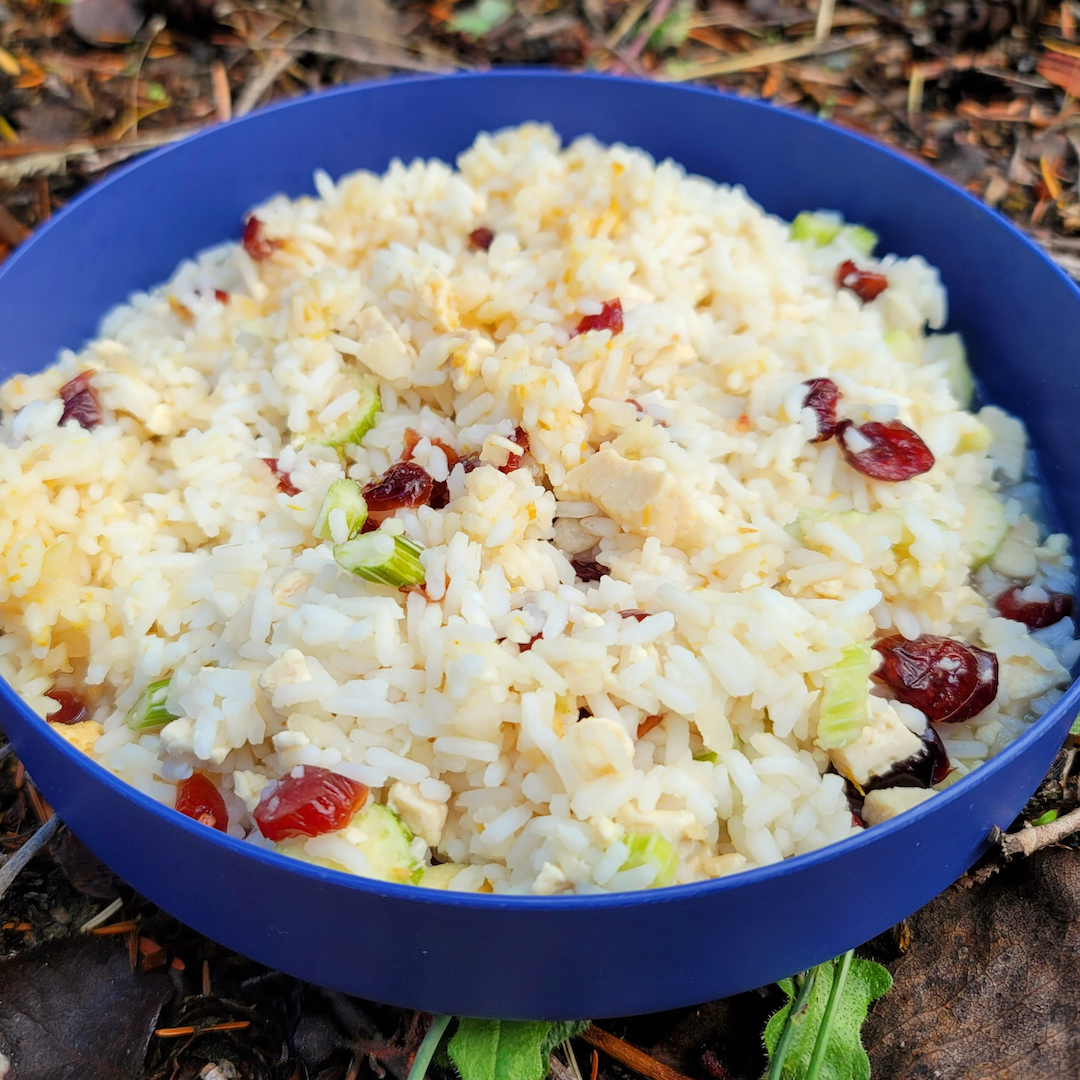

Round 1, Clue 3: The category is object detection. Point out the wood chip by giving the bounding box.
[0,814,60,903]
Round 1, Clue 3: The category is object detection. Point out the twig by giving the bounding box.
[125,15,166,141]
[814,0,836,42]
[155,1021,251,1038]
[998,804,1080,858]
[283,32,460,76]
[210,60,232,123]
[0,814,61,902]
[580,1027,696,1080]
[234,50,295,117]
[624,0,675,62]
[606,0,652,49]
[78,896,123,932]
[662,31,879,82]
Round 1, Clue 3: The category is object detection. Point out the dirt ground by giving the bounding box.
[2,1,1080,1077]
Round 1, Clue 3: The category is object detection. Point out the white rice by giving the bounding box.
[0,123,1074,894]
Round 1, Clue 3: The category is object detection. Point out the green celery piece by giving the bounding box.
[962,487,1007,569]
[763,956,892,1080]
[620,829,678,888]
[815,641,873,751]
[791,212,842,247]
[449,0,512,38]
[321,378,381,450]
[447,1020,589,1080]
[126,676,178,732]
[924,333,974,409]
[314,478,368,542]
[693,750,718,764]
[334,531,425,587]
[843,225,878,256]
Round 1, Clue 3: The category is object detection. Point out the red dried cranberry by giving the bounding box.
[242,216,281,261]
[873,634,998,723]
[175,774,228,832]
[575,299,624,336]
[362,461,434,511]
[499,427,530,474]
[214,289,229,303]
[360,516,382,533]
[620,610,649,621]
[253,766,367,842]
[637,714,664,739]
[835,419,935,482]
[401,428,459,468]
[468,227,495,251]
[571,557,608,583]
[996,585,1074,629]
[459,451,482,473]
[262,458,300,496]
[803,377,840,442]
[518,634,543,652]
[45,688,88,725]
[836,259,888,302]
[430,480,450,510]
[862,725,953,792]
[58,372,102,430]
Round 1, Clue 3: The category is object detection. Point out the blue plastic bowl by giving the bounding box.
[1,71,1078,1020]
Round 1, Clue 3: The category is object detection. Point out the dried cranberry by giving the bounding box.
[620,610,649,621]
[518,634,543,652]
[58,372,102,430]
[996,585,1074,629]
[575,299,624,336]
[402,428,459,468]
[429,480,450,510]
[803,377,840,442]
[254,766,368,842]
[459,451,482,473]
[499,427,530,474]
[835,419,935,482]
[862,726,953,792]
[45,688,88,725]
[175,774,228,832]
[571,557,608,583]
[637,714,664,738]
[214,289,229,303]
[242,216,281,261]
[360,516,382,533]
[262,458,300,496]
[873,634,998,723]
[468,227,494,251]
[362,461,434,511]
[836,259,888,302]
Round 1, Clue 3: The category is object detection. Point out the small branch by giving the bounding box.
[234,51,295,117]
[999,805,1080,858]
[580,1027,696,1080]
[0,814,61,902]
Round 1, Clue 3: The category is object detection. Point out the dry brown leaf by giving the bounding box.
[865,848,1080,1079]
[1037,49,1080,95]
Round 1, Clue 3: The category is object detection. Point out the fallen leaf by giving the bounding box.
[864,848,1080,1078]
[47,828,118,900]
[0,936,172,1079]
[1037,50,1080,96]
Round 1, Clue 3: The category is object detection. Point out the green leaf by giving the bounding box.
[448,1019,589,1080]
[1033,808,1060,826]
[648,0,692,50]
[763,957,892,1080]
[1070,710,1080,736]
[449,0,513,38]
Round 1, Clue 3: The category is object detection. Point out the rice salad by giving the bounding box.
[1,123,1076,895]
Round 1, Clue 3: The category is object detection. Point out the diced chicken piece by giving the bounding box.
[862,786,934,826]
[387,781,448,846]
[559,448,698,547]
[990,516,1039,580]
[998,650,1068,705]
[979,405,1026,483]
[415,269,459,333]
[272,569,311,605]
[49,719,103,756]
[347,307,417,381]
[829,702,924,788]
[233,769,271,813]
[260,649,312,694]
[160,717,195,756]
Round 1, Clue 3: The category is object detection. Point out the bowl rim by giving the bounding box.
[4,66,1079,910]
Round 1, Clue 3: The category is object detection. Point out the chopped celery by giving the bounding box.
[791,211,842,247]
[962,487,1007,568]
[693,750,718,764]
[620,829,678,888]
[791,507,904,551]
[127,676,178,732]
[815,641,873,751]
[350,803,418,884]
[418,863,466,889]
[883,329,917,364]
[303,376,381,450]
[314,478,368,542]
[924,333,974,409]
[844,224,878,255]
[334,531,425,587]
